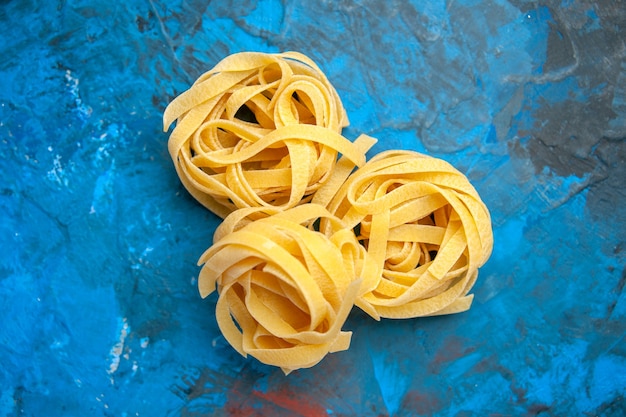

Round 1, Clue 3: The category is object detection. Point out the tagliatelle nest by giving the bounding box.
[322,149,494,319]
[163,51,368,218]
[197,204,367,374]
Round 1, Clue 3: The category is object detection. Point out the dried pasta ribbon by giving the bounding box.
[197,204,366,374]
[324,149,494,319]
[163,51,367,218]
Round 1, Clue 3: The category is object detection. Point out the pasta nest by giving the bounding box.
[197,204,366,374]
[322,150,494,319]
[163,51,367,218]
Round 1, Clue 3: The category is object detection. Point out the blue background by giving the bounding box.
[1,0,625,415]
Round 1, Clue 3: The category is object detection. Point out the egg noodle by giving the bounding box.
[163,51,367,218]
[198,204,366,374]
[322,149,493,319]
[164,51,493,373]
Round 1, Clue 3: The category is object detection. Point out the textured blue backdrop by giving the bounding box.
[1,0,625,416]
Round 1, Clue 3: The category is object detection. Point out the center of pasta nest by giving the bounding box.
[359,212,447,274]
[233,268,326,338]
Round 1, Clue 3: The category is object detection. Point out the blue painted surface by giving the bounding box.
[1,1,625,415]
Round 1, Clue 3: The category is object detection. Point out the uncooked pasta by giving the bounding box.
[322,149,493,319]
[198,204,367,374]
[163,51,368,218]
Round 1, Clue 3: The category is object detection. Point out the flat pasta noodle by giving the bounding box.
[323,149,493,320]
[163,51,373,218]
[198,204,367,374]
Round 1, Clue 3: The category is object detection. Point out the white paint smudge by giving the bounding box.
[107,317,130,381]
[65,69,92,120]
[140,246,153,259]
[46,154,69,186]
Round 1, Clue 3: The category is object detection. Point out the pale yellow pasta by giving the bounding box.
[197,204,367,374]
[322,149,493,319]
[163,51,368,218]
